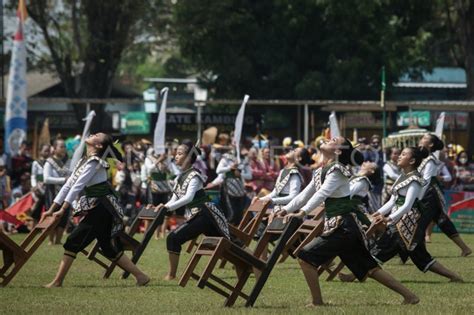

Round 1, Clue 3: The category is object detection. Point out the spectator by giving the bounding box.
[261,147,279,192]
[10,141,33,187]
[247,147,266,194]
[0,158,12,210]
[454,151,474,191]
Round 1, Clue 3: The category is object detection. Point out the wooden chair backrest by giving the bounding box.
[237,199,271,236]
[20,216,60,255]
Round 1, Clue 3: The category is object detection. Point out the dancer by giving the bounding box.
[382,147,401,204]
[143,148,174,238]
[365,147,462,283]
[30,144,50,223]
[42,133,150,287]
[418,134,471,256]
[276,137,419,306]
[260,148,306,212]
[153,142,229,281]
[350,161,378,214]
[210,147,251,225]
[44,138,71,245]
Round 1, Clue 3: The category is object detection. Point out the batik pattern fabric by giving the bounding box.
[175,168,230,240]
[391,171,425,251]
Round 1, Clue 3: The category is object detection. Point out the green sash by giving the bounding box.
[150,172,167,181]
[325,196,371,226]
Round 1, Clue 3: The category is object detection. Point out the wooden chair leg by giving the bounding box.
[197,253,222,289]
[224,268,251,307]
[0,260,27,287]
[186,238,198,254]
[326,261,345,281]
[179,253,203,287]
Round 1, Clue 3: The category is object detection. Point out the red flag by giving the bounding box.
[6,192,33,217]
[0,211,23,227]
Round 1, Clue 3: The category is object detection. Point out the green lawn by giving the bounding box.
[1,233,473,314]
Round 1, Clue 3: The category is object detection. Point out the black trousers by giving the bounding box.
[63,205,123,260]
[30,194,45,221]
[419,187,458,238]
[371,225,435,272]
[297,215,378,281]
[166,212,220,254]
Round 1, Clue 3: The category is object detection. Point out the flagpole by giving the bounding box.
[381,66,387,138]
[381,66,387,163]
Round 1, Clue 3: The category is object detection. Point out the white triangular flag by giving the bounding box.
[154,87,169,155]
[329,111,340,138]
[70,110,96,170]
[233,94,250,163]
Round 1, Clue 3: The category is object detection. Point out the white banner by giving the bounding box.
[154,87,169,155]
[233,94,250,163]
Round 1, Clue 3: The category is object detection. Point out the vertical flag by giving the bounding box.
[233,94,250,163]
[154,87,169,155]
[329,111,340,138]
[5,0,28,155]
[434,112,446,159]
[69,111,96,171]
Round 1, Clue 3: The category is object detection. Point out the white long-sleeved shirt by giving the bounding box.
[31,160,45,187]
[261,169,302,205]
[439,163,452,183]
[44,158,70,185]
[383,162,401,182]
[165,176,203,211]
[54,160,108,205]
[284,168,350,214]
[212,156,252,185]
[376,178,422,223]
[418,157,439,199]
[350,178,370,198]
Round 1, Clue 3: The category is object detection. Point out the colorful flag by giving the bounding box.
[4,0,28,155]
[6,192,33,218]
[154,87,169,155]
[233,94,250,163]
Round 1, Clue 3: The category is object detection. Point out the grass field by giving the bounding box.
[1,233,473,314]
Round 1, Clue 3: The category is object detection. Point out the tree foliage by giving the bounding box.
[175,0,436,99]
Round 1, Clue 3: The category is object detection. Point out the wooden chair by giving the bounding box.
[179,216,300,307]
[81,207,166,279]
[279,207,325,263]
[186,199,271,255]
[1,216,60,287]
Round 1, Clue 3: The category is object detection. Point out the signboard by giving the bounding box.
[164,113,258,133]
[121,112,150,135]
[345,112,389,128]
[397,111,430,127]
[448,197,474,234]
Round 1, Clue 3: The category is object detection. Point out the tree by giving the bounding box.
[26,0,151,130]
[175,0,436,100]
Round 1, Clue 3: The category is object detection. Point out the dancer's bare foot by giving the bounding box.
[425,236,431,243]
[402,295,420,305]
[136,275,151,286]
[48,241,53,246]
[163,274,176,281]
[461,248,472,257]
[338,273,356,282]
[450,275,464,283]
[305,301,324,308]
[43,281,62,288]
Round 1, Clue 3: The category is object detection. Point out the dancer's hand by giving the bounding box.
[40,203,60,222]
[53,208,65,219]
[145,204,154,210]
[283,211,304,224]
[154,203,165,213]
